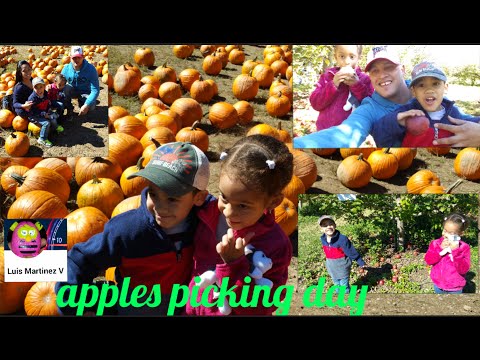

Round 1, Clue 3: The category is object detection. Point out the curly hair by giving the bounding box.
[220,134,293,197]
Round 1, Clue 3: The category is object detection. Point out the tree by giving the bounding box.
[450,64,480,86]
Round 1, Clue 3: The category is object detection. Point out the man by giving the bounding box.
[294,45,412,148]
[61,45,100,118]
[433,119,480,147]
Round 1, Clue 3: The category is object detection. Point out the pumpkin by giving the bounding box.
[291,149,318,190]
[76,176,125,218]
[173,45,194,59]
[138,84,158,103]
[200,45,217,57]
[140,75,160,93]
[0,247,35,314]
[252,63,274,88]
[120,157,149,197]
[111,195,142,218]
[7,190,69,219]
[108,133,144,171]
[75,156,123,187]
[175,121,209,153]
[113,62,142,96]
[312,148,337,157]
[158,81,183,105]
[190,76,215,104]
[34,157,73,183]
[12,167,70,204]
[152,62,177,84]
[208,102,238,130]
[406,169,441,194]
[419,179,463,194]
[140,126,176,148]
[140,97,167,113]
[12,115,28,131]
[65,206,109,250]
[24,281,59,316]
[274,197,298,237]
[336,153,373,189]
[5,131,30,157]
[170,97,203,128]
[426,147,451,156]
[453,147,480,180]
[114,115,148,140]
[1,165,29,195]
[367,148,399,180]
[242,57,260,75]
[233,101,254,125]
[246,123,279,139]
[228,48,245,65]
[281,175,305,205]
[270,59,289,78]
[389,148,417,170]
[266,91,291,118]
[232,71,259,101]
[178,68,200,91]
[339,148,377,159]
[215,47,229,68]
[105,267,117,284]
[133,47,155,67]
[276,122,292,143]
[202,52,223,75]
[145,113,178,134]
[0,157,42,172]
[0,109,14,128]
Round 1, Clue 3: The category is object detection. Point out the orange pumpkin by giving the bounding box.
[24,281,59,316]
[113,63,142,96]
[208,102,238,130]
[1,165,29,195]
[281,175,305,204]
[76,176,125,218]
[152,62,177,84]
[233,101,254,125]
[34,157,73,183]
[65,206,109,250]
[5,131,30,157]
[158,81,183,105]
[170,97,203,128]
[367,148,399,180]
[274,197,298,237]
[133,47,155,67]
[108,133,144,171]
[453,147,480,180]
[120,157,149,197]
[75,156,123,187]
[175,121,209,153]
[336,154,373,189]
[111,195,142,218]
[389,148,416,170]
[246,123,279,139]
[426,147,451,156]
[406,169,441,194]
[291,149,318,190]
[7,190,69,219]
[312,148,337,157]
[232,72,259,101]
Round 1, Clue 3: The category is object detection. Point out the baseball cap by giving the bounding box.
[364,45,401,72]
[410,61,447,87]
[32,77,45,88]
[127,141,210,197]
[70,46,84,58]
[318,215,335,226]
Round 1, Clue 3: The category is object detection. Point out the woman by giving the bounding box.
[12,60,34,118]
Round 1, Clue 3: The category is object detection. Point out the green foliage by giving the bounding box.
[449,64,480,86]
[293,45,333,95]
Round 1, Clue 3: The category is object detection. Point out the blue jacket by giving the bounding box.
[371,98,480,147]
[293,81,411,148]
[61,59,99,107]
[54,188,211,316]
[27,91,51,119]
[12,82,33,118]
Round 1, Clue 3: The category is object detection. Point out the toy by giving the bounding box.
[9,221,44,258]
[197,244,274,315]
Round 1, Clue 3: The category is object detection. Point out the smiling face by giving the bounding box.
[442,220,464,241]
[411,76,447,112]
[320,219,336,237]
[367,60,406,100]
[218,173,277,231]
[34,83,45,97]
[145,181,206,230]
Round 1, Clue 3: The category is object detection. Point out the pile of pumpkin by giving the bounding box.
[0,45,108,157]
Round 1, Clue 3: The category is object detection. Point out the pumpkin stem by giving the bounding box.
[191,120,201,129]
[446,179,463,193]
[149,136,161,148]
[9,173,26,185]
[92,174,101,184]
[136,156,145,170]
[357,153,365,161]
[278,121,282,131]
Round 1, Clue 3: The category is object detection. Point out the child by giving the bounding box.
[27,77,64,148]
[371,61,480,147]
[310,45,374,131]
[424,213,471,294]
[46,73,70,122]
[54,141,211,315]
[318,215,365,293]
[185,134,294,316]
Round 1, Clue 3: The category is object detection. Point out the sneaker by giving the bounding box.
[56,125,64,133]
[38,138,53,147]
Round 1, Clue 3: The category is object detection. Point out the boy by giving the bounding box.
[371,61,480,147]
[54,141,211,316]
[27,77,64,148]
[318,215,365,293]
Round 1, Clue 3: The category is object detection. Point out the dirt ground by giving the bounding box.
[0,45,108,158]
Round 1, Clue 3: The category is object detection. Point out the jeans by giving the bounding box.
[30,117,51,140]
[332,277,350,293]
[433,284,463,294]
[63,84,96,112]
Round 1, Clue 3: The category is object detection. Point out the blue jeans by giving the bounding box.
[333,277,350,293]
[30,117,51,140]
[63,84,96,112]
[433,284,463,294]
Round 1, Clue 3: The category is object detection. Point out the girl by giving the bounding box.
[186,134,294,316]
[310,45,373,131]
[424,213,471,294]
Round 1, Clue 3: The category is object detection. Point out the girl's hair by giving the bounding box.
[55,73,66,84]
[333,45,363,56]
[15,60,32,84]
[443,213,468,232]
[220,134,293,197]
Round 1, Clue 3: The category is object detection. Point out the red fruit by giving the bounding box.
[394,254,401,259]
[380,257,385,262]
[413,251,418,256]
[406,115,429,136]
[378,279,385,285]
[392,276,398,283]
[392,264,397,270]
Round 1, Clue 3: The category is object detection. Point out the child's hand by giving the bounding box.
[440,238,451,249]
[449,241,460,250]
[333,71,348,88]
[397,109,425,126]
[216,228,255,264]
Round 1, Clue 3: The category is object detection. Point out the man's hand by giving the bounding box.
[78,104,90,116]
[432,116,480,147]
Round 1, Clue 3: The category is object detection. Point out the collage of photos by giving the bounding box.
[0,44,479,317]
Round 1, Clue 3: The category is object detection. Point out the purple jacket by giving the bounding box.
[186,199,292,316]
[310,66,373,131]
[424,237,470,291]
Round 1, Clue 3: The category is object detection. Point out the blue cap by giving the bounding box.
[410,61,447,87]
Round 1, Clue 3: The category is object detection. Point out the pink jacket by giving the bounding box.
[310,66,373,131]
[186,199,292,316]
[424,237,471,291]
